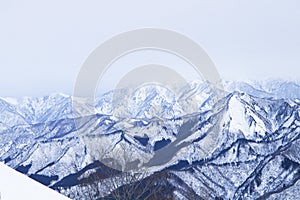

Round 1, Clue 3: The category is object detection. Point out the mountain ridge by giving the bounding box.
[1,80,300,199]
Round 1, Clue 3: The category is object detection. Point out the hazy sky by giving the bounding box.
[0,0,300,97]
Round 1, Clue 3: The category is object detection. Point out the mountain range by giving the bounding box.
[1,80,300,199]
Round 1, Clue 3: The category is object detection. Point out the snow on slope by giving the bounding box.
[1,80,300,199]
[0,162,70,200]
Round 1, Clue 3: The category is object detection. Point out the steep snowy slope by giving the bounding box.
[0,162,70,200]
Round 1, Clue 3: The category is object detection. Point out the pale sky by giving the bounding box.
[0,0,300,97]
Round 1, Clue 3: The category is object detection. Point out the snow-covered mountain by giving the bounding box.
[1,80,300,199]
[224,80,300,99]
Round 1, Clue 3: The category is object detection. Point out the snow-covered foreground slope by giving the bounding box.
[0,80,300,199]
[0,162,70,200]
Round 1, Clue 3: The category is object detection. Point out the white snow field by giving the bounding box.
[0,162,70,200]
